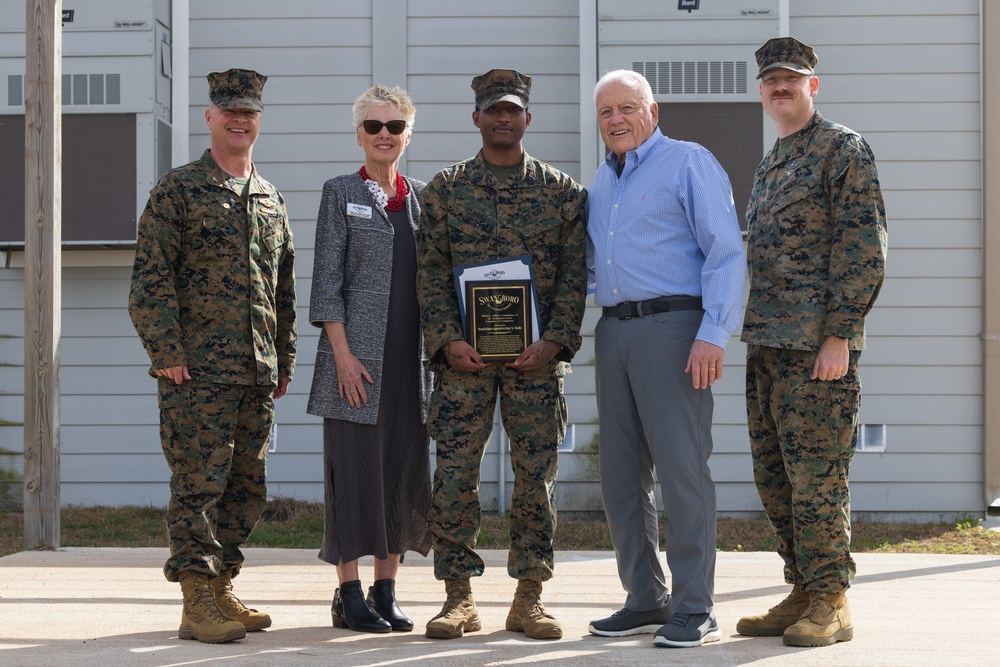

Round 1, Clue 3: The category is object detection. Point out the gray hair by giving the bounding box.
[594,69,654,105]
[352,85,416,129]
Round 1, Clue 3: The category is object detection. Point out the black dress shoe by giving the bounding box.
[367,578,414,632]
[332,580,391,633]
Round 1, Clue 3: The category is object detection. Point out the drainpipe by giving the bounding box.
[982,1,1000,514]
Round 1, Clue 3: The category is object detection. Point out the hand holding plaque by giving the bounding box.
[465,280,533,363]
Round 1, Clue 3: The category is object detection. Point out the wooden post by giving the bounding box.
[23,0,62,549]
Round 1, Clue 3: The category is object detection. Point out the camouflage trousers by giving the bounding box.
[427,361,568,582]
[746,346,860,592]
[158,380,274,583]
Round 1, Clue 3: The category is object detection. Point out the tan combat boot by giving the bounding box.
[736,585,810,636]
[211,571,272,631]
[505,579,562,640]
[782,591,853,647]
[425,578,481,639]
[178,571,247,643]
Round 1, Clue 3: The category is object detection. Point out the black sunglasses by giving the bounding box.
[361,120,407,135]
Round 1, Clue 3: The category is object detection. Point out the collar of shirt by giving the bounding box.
[604,127,664,175]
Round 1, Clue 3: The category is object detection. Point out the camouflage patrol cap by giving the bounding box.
[207,68,267,112]
[755,37,818,79]
[472,69,531,110]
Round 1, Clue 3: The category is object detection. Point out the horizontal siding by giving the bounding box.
[878,160,979,191]
[408,48,579,73]
[814,43,979,73]
[792,0,978,17]
[875,278,980,307]
[192,0,371,19]
[863,336,981,366]
[886,248,981,278]
[792,15,978,47]
[409,0,578,18]
[189,47,373,79]
[814,102,978,133]
[887,220,980,249]
[190,18,372,48]
[408,17,579,46]
[882,189,979,220]
[817,75,977,104]
[864,131,980,162]
[865,307,979,336]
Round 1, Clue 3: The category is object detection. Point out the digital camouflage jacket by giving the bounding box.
[417,150,587,365]
[129,150,297,386]
[742,112,887,351]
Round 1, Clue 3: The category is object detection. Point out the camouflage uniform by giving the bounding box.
[742,110,887,592]
[416,150,587,582]
[129,148,296,582]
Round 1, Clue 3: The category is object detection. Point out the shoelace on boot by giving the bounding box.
[217,584,250,613]
[528,601,554,619]
[802,594,831,621]
[195,586,232,623]
[771,591,801,612]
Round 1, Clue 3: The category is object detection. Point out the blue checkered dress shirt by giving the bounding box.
[587,128,746,349]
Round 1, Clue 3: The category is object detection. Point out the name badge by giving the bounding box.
[347,203,373,219]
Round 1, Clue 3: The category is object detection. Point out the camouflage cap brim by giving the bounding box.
[478,93,527,109]
[756,62,815,79]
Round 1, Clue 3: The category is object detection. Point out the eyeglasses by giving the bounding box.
[361,120,407,135]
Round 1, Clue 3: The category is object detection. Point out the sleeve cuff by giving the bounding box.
[696,322,731,350]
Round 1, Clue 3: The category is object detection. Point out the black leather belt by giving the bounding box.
[603,296,703,320]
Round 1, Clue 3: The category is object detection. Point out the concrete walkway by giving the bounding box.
[1,547,998,667]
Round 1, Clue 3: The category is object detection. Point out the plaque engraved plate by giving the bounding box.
[465,280,533,363]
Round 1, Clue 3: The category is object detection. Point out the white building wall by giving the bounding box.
[0,0,985,518]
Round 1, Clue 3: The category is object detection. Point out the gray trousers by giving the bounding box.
[594,309,717,614]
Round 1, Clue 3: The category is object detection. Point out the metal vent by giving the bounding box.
[7,73,122,107]
[64,73,123,106]
[89,74,104,105]
[633,61,749,95]
[558,423,576,452]
[857,424,887,452]
[7,74,22,106]
[106,73,121,104]
[72,74,88,104]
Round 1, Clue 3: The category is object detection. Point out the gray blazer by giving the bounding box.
[306,172,431,424]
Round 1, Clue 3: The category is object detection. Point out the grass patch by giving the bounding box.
[1,497,998,558]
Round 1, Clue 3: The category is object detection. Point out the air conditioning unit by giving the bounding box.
[0,0,172,247]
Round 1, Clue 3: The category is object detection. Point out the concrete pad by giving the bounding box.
[1,548,998,666]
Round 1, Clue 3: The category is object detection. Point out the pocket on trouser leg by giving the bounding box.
[783,382,860,461]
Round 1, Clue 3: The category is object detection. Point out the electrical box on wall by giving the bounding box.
[0,0,172,247]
